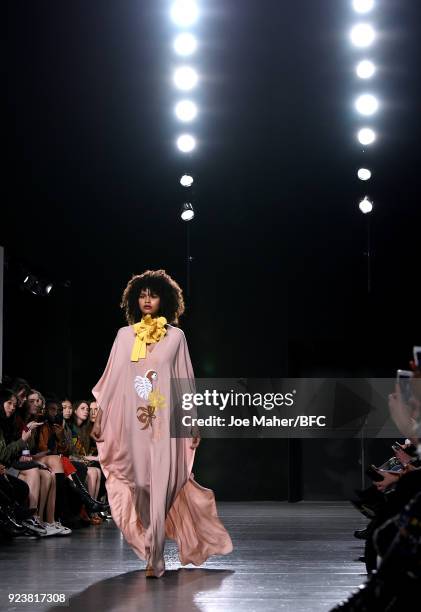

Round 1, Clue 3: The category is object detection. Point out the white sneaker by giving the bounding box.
[52,520,72,535]
[39,522,60,537]
[22,517,47,535]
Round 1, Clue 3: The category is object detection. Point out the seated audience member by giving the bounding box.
[334,367,421,610]
[0,387,66,536]
[64,400,107,524]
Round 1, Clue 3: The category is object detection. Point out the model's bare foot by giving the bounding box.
[145,562,165,578]
[145,564,154,578]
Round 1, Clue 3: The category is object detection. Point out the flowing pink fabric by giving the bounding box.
[92,324,232,576]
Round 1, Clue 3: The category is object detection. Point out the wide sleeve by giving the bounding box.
[172,330,199,436]
[92,328,125,419]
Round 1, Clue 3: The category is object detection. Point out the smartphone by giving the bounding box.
[397,369,413,403]
[413,346,421,368]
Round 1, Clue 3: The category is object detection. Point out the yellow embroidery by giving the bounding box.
[148,390,166,411]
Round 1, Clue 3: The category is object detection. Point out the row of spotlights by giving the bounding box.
[351,9,376,214]
[171,3,198,218]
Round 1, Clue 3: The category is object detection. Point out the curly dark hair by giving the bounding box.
[120,269,185,325]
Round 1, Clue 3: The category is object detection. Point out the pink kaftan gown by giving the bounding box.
[92,324,233,576]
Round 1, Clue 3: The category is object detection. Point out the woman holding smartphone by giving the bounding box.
[91,269,232,577]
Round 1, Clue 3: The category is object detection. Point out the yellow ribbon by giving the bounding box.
[131,314,167,361]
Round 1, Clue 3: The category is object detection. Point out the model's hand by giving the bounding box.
[190,436,201,450]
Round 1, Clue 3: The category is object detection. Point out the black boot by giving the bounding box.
[0,504,25,536]
[67,474,110,513]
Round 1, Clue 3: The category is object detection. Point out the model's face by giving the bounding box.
[75,402,90,423]
[16,389,27,407]
[89,401,99,422]
[28,393,43,415]
[138,288,160,317]
[3,397,17,418]
[62,401,73,420]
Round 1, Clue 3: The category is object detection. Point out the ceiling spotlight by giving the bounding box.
[181,202,195,221]
[170,1,199,27]
[357,168,372,181]
[359,196,373,214]
[352,0,375,14]
[173,66,198,91]
[180,174,194,187]
[22,275,53,296]
[355,93,378,115]
[356,59,376,79]
[175,100,198,122]
[174,32,198,56]
[357,127,376,145]
[350,23,375,47]
[177,134,196,153]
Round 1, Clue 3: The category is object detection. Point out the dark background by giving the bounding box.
[3,0,420,500]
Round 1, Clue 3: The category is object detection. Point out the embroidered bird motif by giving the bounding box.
[134,370,158,401]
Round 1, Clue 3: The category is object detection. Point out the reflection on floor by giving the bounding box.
[1,502,366,612]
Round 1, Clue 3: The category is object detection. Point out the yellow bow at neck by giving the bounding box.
[131,314,167,361]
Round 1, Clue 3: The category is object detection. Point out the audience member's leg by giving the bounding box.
[18,468,40,511]
[93,467,101,499]
[44,472,56,523]
[38,470,54,522]
[41,455,64,474]
[86,467,98,497]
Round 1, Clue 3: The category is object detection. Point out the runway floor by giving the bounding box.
[1,501,367,612]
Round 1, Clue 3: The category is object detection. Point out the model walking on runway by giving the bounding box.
[91,269,232,577]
